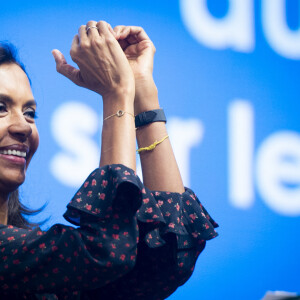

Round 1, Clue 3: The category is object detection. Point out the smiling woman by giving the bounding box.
[0,44,40,228]
[0,66,38,185]
[0,20,218,300]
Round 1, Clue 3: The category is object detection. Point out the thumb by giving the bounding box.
[51,49,83,86]
[137,40,155,54]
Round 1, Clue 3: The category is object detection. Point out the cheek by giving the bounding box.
[26,127,39,167]
[32,128,39,153]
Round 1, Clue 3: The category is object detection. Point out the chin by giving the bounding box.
[0,171,26,193]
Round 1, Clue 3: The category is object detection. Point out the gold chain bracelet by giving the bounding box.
[104,110,134,121]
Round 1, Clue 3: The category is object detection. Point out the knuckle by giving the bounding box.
[71,58,78,66]
[105,36,115,45]
[79,25,86,31]
[87,20,96,26]
[90,38,103,48]
[80,41,90,50]
[56,63,64,74]
[70,50,79,63]
[150,41,156,51]
[133,26,144,33]
[97,20,106,26]
[145,40,154,48]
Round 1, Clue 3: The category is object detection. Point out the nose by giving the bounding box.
[8,116,32,142]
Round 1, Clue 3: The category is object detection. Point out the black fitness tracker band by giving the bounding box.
[135,109,167,128]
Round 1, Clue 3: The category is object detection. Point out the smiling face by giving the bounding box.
[0,63,39,193]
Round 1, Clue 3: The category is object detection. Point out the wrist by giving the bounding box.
[134,78,160,115]
[102,86,134,104]
[134,76,157,98]
[134,99,160,115]
[103,92,134,119]
[101,73,135,102]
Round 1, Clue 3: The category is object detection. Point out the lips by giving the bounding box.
[0,149,26,157]
[0,144,29,159]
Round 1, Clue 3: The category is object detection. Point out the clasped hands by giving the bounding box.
[52,20,156,106]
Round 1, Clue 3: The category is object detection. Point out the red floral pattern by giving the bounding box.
[0,164,218,299]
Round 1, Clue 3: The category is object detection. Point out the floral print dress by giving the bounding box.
[0,164,218,299]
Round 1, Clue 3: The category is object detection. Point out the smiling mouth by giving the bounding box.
[0,149,27,158]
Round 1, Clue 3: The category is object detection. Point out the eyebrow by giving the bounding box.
[0,93,37,107]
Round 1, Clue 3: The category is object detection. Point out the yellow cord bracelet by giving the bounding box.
[137,135,169,154]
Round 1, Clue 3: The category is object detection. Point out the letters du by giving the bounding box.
[180,0,300,59]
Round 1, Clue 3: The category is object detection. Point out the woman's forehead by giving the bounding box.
[0,63,33,100]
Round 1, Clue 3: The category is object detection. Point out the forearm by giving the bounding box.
[135,87,184,193]
[111,25,184,191]
[53,20,137,172]
[100,93,136,171]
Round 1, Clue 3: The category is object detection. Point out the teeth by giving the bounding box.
[0,149,26,158]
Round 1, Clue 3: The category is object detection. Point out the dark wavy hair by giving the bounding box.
[0,42,40,229]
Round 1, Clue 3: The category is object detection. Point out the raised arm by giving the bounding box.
[55,24,218,299]
[0,21,142,296]
[114,26,184,192]
[52,21,136,171]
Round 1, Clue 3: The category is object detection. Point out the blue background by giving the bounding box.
[1,1,299,299]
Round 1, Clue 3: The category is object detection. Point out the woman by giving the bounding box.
[0,21,218,299]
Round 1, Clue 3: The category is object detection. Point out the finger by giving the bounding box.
[118,39,130,51]
[97,20,115,39]
[113,26,128,43]
[52,49,82,86]
[51,49,65,66]
[78,24,89,46]
[118,26,150,43]
[113,26,130,50]
[107,23,117,38]
[113,25,126,39]
[86,20,99,39]
[138,39,156,54]
[70,34,80,62]
[114,26,131,42]
[114,26,154,53]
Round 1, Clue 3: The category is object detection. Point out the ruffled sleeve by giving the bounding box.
[0,164,142,297]
[64,164,142,225]
[136,187,218,248]
[85,175,218,300]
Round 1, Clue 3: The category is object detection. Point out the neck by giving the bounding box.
[0,192,9,225]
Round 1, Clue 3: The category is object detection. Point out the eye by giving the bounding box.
[0,102,8,116]
[24,107,37,120]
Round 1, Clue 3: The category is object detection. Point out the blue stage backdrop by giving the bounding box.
[1,1,299,299]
